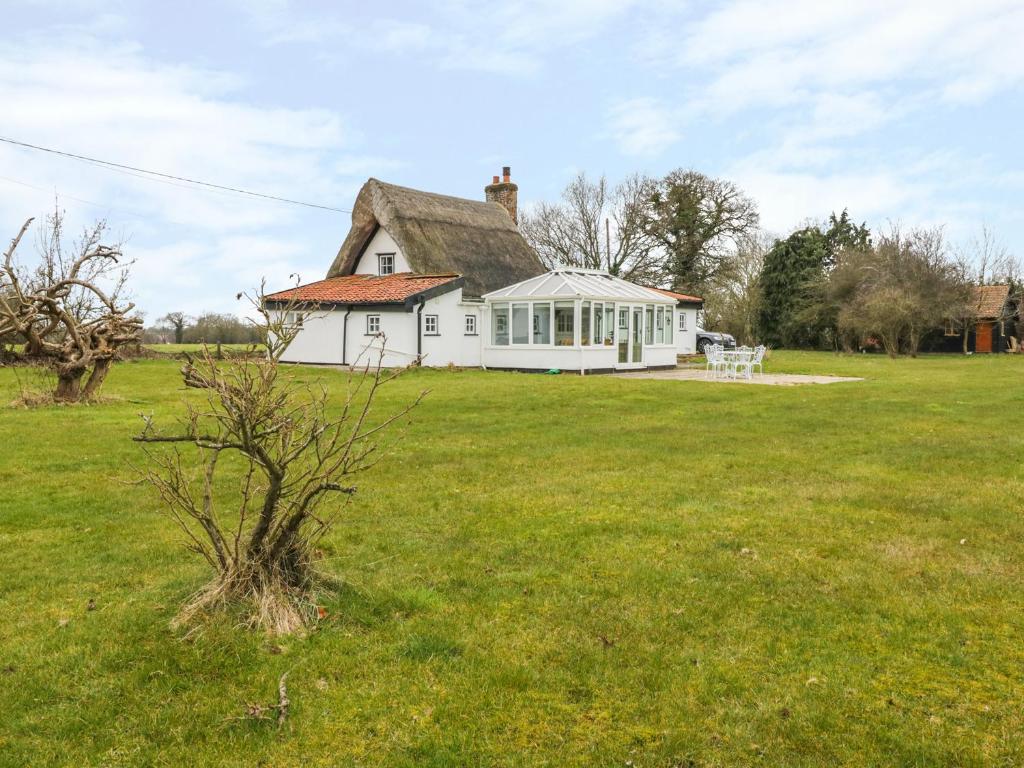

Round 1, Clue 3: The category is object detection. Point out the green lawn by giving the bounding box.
[143,343,258,354]
[2,352,1023,766]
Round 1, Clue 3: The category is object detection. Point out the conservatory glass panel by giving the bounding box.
[604,306,615,345]
[656,306,665,344]
[581,301,591,346]
[512,303,530,345]
[593,302,603,347]
[645,305,654,345]
[617,307,629,362]
[532,302,551,345]
[555,301,575,346]
[492,303,509,345]
[632,307,643,361]
[665,309,673,344]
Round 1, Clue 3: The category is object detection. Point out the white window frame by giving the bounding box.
[366,314,381,334]
[465,314,477,335]
[378,253,395,276]
[678,311,687,332]
[424,314,439,335]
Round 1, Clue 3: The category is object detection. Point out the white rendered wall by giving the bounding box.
[417,290,481,368]
[675,307,699,354]
[278,310,347,365]
[279,288,481,369]
[353,228,412,275]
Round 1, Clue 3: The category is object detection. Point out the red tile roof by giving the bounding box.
[265,272,461,305]
[648,286,704,303]
[972,284,1010,318]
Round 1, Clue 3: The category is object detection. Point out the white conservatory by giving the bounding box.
[481,269,679,373]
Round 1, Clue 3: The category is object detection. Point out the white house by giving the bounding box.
[649,287,703,355]
[266,168,704,373]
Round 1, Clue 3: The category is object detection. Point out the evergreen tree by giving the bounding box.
[758,210,870,348]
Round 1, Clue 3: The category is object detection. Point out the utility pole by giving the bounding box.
[605,217,611,271]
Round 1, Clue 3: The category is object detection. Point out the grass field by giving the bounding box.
[2,352,1023,766]
[143,343,258,354]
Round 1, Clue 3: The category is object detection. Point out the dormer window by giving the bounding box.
[378,253,395,276]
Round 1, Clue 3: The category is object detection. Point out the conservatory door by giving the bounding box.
[616,306,644,368]
[631,307,643,364]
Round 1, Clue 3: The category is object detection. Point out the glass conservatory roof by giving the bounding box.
[482,269,674,302]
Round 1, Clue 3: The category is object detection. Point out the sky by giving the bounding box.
[3,0,1023,321]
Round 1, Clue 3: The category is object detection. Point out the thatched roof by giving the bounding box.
[327,179,544,298]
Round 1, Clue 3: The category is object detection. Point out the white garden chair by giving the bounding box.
[705,344,725,378]
[735,345,766,379]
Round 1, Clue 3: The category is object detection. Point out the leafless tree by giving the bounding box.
[135,288,425,635]
[646,169,760,295]
[834,225,971,357]
[520,172,660,281]
[0,209,141,402]
[956,225,1019,286]
[161,312,191,344]
[701,230,771,346]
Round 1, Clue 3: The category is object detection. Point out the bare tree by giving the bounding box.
[646,169,760,295]
[161,312,191,344]
[135,288,425,634]
[701,230,771,346]
[520,172,659,280]
[0,210,141,402]
[834,225,971,357]
[957,225,1019,286]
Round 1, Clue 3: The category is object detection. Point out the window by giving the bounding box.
[581,301,591,346]
[284,311,303,329]
[465,314,477,335]
[492,303,509,345]
[665,309,673,345]
[378,253,395,275]
[645,305,654,345]
[366,315,381,334]
[533,302,551,344]
[944,319,958,336]
[656,306,665,344]
[512,303,530,344]
[678,312,687,332]
[593,303,603,346]
[554,301,575,346]
[604,305,615,345]
[424,314,438,335]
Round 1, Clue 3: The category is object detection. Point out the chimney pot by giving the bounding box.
[484,166,518,225]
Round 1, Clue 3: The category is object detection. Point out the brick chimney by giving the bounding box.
[484,165,518,224]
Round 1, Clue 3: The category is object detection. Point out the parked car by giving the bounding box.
[696,328,736,353]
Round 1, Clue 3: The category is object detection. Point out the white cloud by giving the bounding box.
[667,0,1024,113]
[606,97,681,156]
[0,28,377,319]
[245,0,640,75]
[624,1,1024,237]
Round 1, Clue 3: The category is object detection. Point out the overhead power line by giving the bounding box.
[0,135,350,213]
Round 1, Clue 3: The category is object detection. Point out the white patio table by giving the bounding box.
[718,347,753,379]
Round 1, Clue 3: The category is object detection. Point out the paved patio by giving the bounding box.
[615,368,863,386]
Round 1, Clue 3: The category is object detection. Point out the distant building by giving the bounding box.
[941,284,1015,353]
